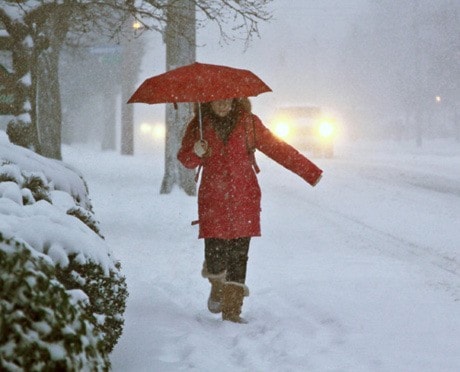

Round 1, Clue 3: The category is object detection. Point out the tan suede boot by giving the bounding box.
[207,274,225,313]
[222,282,249,323]
[201,262,226,313]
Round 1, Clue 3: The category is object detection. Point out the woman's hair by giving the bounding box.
[190,98,252,142]
[194,98,251,120]
[189,98,252,142]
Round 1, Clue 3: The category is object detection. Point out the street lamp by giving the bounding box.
[132,20,143,36]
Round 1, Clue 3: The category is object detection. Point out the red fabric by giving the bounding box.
[177,111,323,239]
[128,62,272,104]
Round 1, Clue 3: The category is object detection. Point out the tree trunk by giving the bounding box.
[4,19,40,152]
[101,92,117,151]
[36,47,62,159]
[34,7,69,160]
[160,0,196,195]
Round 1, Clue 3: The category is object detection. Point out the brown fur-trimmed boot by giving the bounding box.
[222,282,249,323]
[201,262,226,313]
[207,273,226,313]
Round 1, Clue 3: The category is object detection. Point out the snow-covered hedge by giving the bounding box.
[55,259,127,353]
[0,235,110,371]
[0,132,128,360]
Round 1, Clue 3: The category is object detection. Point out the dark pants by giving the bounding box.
[204,237,250,284]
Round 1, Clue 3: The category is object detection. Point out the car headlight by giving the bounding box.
[139,122,165,140]
[140,122,153,134]
[273,121,291,139]
[318,120,335,138]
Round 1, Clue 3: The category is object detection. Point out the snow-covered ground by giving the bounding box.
[64,138,460,372]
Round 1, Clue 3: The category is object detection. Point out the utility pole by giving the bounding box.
[121,18,135,155]
[452,0,460,142]
[412,0,423,147]
[120,17,144,155]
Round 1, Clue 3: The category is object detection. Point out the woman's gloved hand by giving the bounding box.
[193,140,211,158]
[311,174,322,187]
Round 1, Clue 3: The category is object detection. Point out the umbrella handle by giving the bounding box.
[198,102,203,141]
[193,139,209,157]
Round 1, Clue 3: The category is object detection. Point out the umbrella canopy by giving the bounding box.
[127,62,272,104]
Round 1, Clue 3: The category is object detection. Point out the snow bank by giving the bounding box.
[0,131,114,270]
[0,131,91,210]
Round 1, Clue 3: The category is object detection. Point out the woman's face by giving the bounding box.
[210,99,233,117]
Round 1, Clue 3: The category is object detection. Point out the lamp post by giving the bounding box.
[121,19,143,155]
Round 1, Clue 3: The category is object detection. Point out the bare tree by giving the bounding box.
[34,5,72,159]
[2,0,272,160]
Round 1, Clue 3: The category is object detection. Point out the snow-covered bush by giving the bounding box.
[67,206,103,237]
[6,118,37,150]
[0,235,110,371]
[56,259,127,352]
[0,132,128,356]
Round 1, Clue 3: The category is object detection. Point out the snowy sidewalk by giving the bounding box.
[65,141,460,372]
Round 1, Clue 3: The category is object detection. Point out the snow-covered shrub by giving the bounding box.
[0,235,110,371]
[56,259,128,353]
[0,131,92,210]
[22,171,52,204]
[6,118,37,150]
[1,134,128,354]
[67,206,103,237]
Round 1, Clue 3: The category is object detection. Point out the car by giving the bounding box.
[269,105,337,158]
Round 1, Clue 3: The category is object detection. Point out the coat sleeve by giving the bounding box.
[252,114,323,186]
[177,118,202,169]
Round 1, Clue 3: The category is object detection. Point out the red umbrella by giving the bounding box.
[127,62,272,104]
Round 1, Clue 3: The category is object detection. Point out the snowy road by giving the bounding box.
[319,147,460,287]
[65,139,460,371]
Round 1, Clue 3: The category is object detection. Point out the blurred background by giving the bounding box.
[134,0,459,154]
[4,0,455,155]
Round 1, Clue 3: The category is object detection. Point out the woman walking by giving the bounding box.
[177,98,322,323]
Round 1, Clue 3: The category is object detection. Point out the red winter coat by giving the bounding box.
[177,110,323,240]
